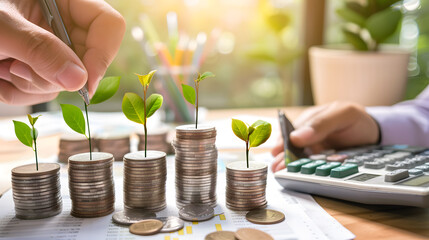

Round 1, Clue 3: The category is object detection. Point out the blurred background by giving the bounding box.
[2,0,428,117]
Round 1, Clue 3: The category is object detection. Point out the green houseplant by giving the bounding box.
[310,0,410,106]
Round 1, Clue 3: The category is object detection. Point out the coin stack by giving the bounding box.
[137,129,170,154]
[123,151,167,212]
[11,163,62,220]
[226,161,268,211]
[58,134,91,163]
[173,124,218,208]
[97,135,130,161]
[68,152,115,218]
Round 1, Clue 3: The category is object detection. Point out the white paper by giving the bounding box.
[0,153,354,240]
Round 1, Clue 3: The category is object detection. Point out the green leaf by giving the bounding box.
[27,114,41,126]
[181,84,196,105]
[122,92,146,124]
[197,72,215,82]
[248,126,255,136]
[345,2,370,18]
[13,120,33,148]
[266,12,291,34]
[336,8,366,27]
[90,76,121,104]
[249,120,272,148]
[136,70,157,87]
[366,8,402,43]
[343,29,369,51]
[232,119,248,142]
[60,104,86,135]
[146,93,163,118]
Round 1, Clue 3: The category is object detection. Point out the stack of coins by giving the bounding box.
[123,151,167,212]
[137,129,170,154]
[58,134,91,163]
[173,124,218,208]
[68,152,115,218]
[11,163,62,220]
[97,135,130,161]
[226,161,268,211]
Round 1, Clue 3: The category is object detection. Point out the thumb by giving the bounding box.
[0,14,87,91]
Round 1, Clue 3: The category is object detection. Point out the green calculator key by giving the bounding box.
[287,159,312,172]
[315,162,342,176]
[330,164,359,178]
[301,160,326,174]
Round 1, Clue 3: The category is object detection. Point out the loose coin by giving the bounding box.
[245,209,285,225]
[112,209,156,225]
[178,204,214,222]
[205,231,236,240]
[234,228,274,240]
[129,219,163,236]
[158,216,184,233]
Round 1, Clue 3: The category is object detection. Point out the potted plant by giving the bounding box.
[60,76,120,218]
[226,119,271,211]
[12,115,62,219]
[310,0,409,106]
[120,70,167,213]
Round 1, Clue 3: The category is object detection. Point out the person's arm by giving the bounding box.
[367,86,429,147]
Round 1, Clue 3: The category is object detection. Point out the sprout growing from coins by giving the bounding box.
[181,72,215,129]
[232,119,272,168]
[61,76,121,160]
[122,70,163,158]
[13,115,41,170]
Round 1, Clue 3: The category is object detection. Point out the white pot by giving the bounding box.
[309,45,410,106]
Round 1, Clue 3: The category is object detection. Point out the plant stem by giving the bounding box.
[246,141,249,168]
[33,136,38,171]
[195,82,199,129]
[143,86,147,157]
[84,102,92,160]
[144,124,147,158]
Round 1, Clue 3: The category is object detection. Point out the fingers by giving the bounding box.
[0,8,87,92]
[271,136,284,157]
[271,152,285,173]
[0,80,58,105]
[294,105,329,128]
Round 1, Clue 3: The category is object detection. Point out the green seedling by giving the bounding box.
[232,119,272,168]
[13,115,41,170]
[181,72,215,129]
[336,0,402,51]
[61,76,121,160]
[122,70,163,157]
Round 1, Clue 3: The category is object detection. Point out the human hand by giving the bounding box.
[271,102,380,172]
[0,0,125,105]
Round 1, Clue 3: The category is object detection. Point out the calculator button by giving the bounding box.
[415,165,429,172]
[386,163,406,171]
[326,154,348,162]
[310,154,326,160]
[330,164,359,178]
[315,162,341,176]
[344,159,364,166]
[402,160,416,169]
[287,159,312,172]
[384,169,409,182]
[301,160,326,174]
[364,161,385,169]
[408,169,424,176]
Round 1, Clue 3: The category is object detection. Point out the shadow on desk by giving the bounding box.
[314,196,429,240]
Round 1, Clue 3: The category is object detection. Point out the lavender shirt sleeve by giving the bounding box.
[366,87,429,147]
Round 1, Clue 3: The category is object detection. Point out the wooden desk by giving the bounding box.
[1,107,428,240]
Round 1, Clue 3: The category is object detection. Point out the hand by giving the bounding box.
[0,0,125,105]
[271,102,380,172]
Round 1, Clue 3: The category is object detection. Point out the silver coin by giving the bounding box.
[112,209,156,225]
[178,204,214,222]
[158,216,184,232]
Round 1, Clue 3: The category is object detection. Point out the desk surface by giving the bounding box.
[1,107,429,240]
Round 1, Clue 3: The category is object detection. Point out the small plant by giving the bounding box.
[13,115,41,170]
[337,0,402,51]
[61,76,121,160]
[181,72,215,129]
[232,119,272,168]
[122,70,163,157]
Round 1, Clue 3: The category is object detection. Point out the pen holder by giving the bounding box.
[226,161,268,211]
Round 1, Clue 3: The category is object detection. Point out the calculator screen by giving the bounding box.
[398,175,429,187]
[348,173,380,182]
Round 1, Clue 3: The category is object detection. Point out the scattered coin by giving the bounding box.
[129,219,163,236]
[205,231,236,240]
[174,124,218,209]
[245,209,285,225]
[179,204,214,222]
[112,209,156,225]
[158,216,185,233]
[234,228,274,240]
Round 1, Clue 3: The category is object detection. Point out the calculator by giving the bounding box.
[274,145,429,208]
